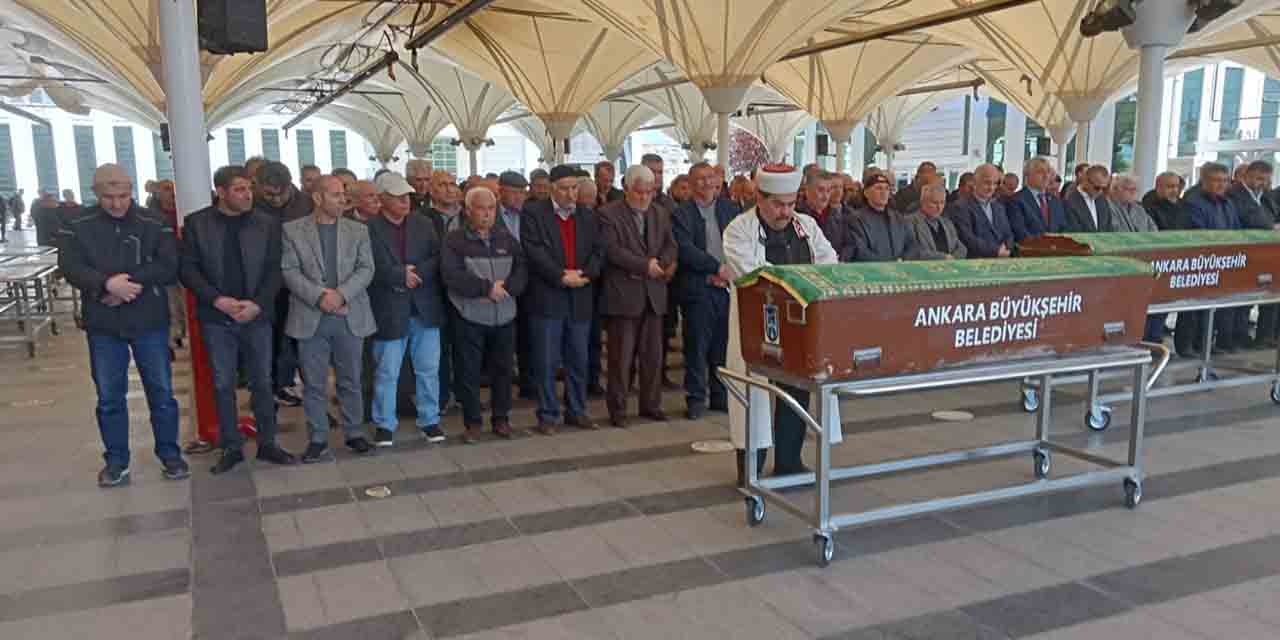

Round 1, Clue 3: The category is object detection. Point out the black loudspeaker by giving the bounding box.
[198,0,268,55]
[1035,136,1051,156]
[562,138,571,155]
[816,134,830,156]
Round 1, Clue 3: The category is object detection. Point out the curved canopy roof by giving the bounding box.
[11,0,1280,171]
[562,0,874,91]
[583,99,659,161]
[734,108,812,162]
[764,30,971,139]
[430,0,657,137]
[621,63,718,149]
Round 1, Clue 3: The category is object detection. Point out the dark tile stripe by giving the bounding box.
[259,487,355,515]
[0,568,189,623]
[416,582,588,638]
[289,610,420,640]
[960,582,1130,638]
[0,508,188,553]
[190,468,288,638]
[273,539,382,579]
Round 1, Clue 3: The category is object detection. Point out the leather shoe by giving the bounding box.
[587,383,606,397]
[609,415,628,428]
[493,421,515,439]
[639,410,668,422]
[534,422,557,436]
[685,404,706,420]
[256,444,297,466]
[211,448,245,475]
[565,414,600,430]
[462,424,481,444]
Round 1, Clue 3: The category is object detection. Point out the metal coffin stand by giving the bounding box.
[1019,292,1280,430]
[718,345,1162,567]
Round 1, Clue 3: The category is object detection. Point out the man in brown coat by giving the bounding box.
[597,164,678,427]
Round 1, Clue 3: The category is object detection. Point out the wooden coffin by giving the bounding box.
[736,257,1153,383]
[1018,230,1280,306]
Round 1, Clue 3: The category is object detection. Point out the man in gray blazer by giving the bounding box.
[282,175,377,461]
[907,181,967,259]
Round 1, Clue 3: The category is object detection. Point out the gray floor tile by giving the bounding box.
[961,582,1130,638]
[0,567,190,623]
[259,488,353,516]
[0,593,192,640]
[289,610,420,640]
[510,500,639,535]
[417,582,588,638]
[570,557,725,608]
[274,538,383,578]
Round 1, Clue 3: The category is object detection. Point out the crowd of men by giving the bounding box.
[56,148,1280,487]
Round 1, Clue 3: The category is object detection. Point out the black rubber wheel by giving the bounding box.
[1124,478,1142,509]
[745,496,765,527]
[1021,388,1039,413]
[1085,408,1111,432]
[814,533,834,567]
[1270,383,1280,406]
[1033,449,1051,479]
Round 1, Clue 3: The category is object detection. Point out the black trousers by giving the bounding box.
[453,317,515,427]
[515,297,534,394]
[680,288,729,408]
[772,382,809,473]
[1258,304,1280,344]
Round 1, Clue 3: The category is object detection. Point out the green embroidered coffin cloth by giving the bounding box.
[737,257,1152,307]
[1058,230,1280,254]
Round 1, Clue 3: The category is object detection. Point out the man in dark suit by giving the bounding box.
[672,162,740,420]
[1060,162,1089,199]
[595,161,624,206]
[1063,165,1114,232]
[597,164,678,427]
[945,163,1014,258]
[797,170,851,260]
[891,161,937,213]
[522,165,606,434]
[1227,160,1280,347]
[1007,157,1067,242]
[1181,162,1244,354]
[366,174,446,448]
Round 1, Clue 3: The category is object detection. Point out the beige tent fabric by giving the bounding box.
[322,103,404,166]
[1175,9,1280,78]
[765,32,971,128]
[621,63,718,153]
[430,0,656,130]
[563,0,877,89]
[583,100,659,161]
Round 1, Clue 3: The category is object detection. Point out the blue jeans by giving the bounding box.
[203,320,277,451]
[87,331,180,467]
[370,317,441,431]
[531,315,590,424]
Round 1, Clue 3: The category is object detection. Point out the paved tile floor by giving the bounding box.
[1,229,1278,639]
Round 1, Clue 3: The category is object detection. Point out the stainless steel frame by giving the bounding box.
[1019,292,1280,428]
[0,256,69,357]
[718,346,1157,567]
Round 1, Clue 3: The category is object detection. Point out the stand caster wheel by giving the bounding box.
[1124,478,1142,509]
[1085,407,1111,431]
[1021,388,1039,413]
[1270,383,1280,406]
[813,533,834,567]
[745,496,765,527]
[1033,448,1051,479]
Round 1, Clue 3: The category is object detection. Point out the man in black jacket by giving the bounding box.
[367,174,446,447]
[523,165,605,434]
[1227,160,1280,347]
[255,162,310,407]
[181,165,297,474]
[1143,172,1191,231]
[59,164,187,487]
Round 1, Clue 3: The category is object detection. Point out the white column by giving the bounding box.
[53,118,79,197]
[850,123,866,175]
[716,112,730,167]
[133,125,158,188]
[1004,108,1027,175]
[1124,1,1195,189]
[802,121,818,166]
[1089,102,1116,167]
[11,121,37,197]
[1073,122,1090,167]
[159,0,212,219]
[1157,76,1176,175]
